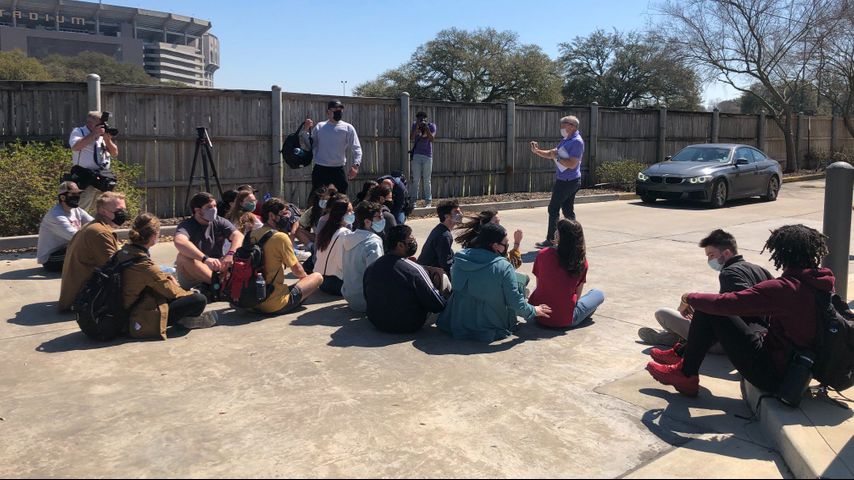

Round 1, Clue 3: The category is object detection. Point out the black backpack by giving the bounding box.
[811,290,854,391]
[281,123,313,169]
[73,254,144,341]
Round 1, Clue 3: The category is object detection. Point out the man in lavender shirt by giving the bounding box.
[530,115,584,248]
[410,111,437,207]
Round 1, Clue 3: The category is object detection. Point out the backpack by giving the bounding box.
[72,254,145,341]
[810,290,854,391]
[281,123,313,169]
[224,230,276,309]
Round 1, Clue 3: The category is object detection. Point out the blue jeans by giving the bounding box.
[572,289,605,327]
[411,154,433,203]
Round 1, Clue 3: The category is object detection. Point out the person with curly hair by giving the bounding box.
[455,209,529,292]
[528,219,604,328]
[646,224,835,397]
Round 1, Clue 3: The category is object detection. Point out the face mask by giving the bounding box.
[333,110,343,121]
[343,212,356,225]
[252,218,264,230]
[112,208,128,226]
[319,199,328,209]
[451,213,463,224]
[242,201,256,212]
[202,207,217,222]
[64,195,80,208]
[276,215,291,232]
[405,240,418,257]
[708,257,723,272]
[371,218,386,233]
[561,128,569,138]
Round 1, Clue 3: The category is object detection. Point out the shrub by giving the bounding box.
[0,141,143,237]
[805,149,854,171]
[596,159,648,192]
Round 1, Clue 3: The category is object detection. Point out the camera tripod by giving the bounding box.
[184,127,225,213]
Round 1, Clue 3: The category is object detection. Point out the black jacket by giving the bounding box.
[719,255,774,326]
[364,255,446,334]
[417,223,454,276]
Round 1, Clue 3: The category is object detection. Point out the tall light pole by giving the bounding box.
[341,80,348,97]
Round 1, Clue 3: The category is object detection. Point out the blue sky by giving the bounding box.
[107,0,736,105]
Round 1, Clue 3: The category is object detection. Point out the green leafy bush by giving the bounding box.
[0,141,143,237]
[805,149,854,171]
[596,159,648,192]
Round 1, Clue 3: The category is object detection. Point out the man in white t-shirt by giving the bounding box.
[36,181,94,272]
[68,111,119,211]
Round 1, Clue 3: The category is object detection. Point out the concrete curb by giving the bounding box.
[782,173,825,184]
[743,381,853,479]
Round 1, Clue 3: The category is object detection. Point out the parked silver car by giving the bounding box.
[635,144,783,208]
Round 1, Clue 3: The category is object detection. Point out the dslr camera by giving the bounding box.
[417,116,428,132]
[97,111,120,137]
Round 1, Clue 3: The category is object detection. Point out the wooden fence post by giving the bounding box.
[758,110,766,151]
[505,97,515,193]
[831,114,837,153]
[589,102,599,185]
[657,106,667,164]
[711,107,720,143]
[399,92,410,176]
[87,73,101,112]
[796,111,803,167]
[271,85,283,198]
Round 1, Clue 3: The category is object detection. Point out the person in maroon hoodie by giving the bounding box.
[646,224,834,397]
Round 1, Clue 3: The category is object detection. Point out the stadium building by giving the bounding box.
[0,0,219,87]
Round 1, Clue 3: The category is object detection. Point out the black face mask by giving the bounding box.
[112,209,128,226]
[333,110,343,121]
[64,195,80,208]
[405,239,418,257]
[276,215,290,232]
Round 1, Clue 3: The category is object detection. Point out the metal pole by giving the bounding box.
[399,92,410,176]
[86,73,101,112]
[758,110,766,152]
[711,107,720,143]
[589,102,599,185]
[822,162,854,299]
[505,97,515,193]
[658,106,667,164]
[271,85,283,199]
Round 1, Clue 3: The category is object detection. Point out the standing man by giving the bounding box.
[301,100,363,194]
[37,181,94,272]
[410,111,437,208]
[69,111,119,212]
[530,115,584,248]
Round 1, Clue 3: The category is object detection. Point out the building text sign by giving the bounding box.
[0,9,86,26]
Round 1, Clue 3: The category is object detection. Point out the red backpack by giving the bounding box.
[225,230,276,309]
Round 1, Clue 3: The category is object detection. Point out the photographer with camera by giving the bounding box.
[409,112,436,208]
[68,111,119,212]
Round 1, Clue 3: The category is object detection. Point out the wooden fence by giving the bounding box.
[1,80,852,218]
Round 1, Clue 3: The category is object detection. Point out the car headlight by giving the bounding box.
[688,175,713,184]
[637,172,649,181]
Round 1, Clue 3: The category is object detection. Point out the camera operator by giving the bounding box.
[69,111,119,212]
[409,112,436,208]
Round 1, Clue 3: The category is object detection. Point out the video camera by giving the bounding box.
[97,111,120,137]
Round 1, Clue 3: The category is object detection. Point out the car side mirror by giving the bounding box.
[735,158,749,166]
[665,156,672,161]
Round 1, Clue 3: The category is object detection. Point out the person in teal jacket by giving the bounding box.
[437,223,552,343]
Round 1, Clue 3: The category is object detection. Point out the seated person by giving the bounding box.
[217,189,239,216]
[118,213,216,339]
[637,229,773,352]
[455,209,528,291]
[366,184,398,239]
[235,211,264,235]
[355,180,378,203]
[224,189,258,225]
[529,219,605,329]
[251,198,323,315]
[58,191,127,311]
[647,224,834,397]
[37,181,93,272]
[378,175,408,224]
[364,225,447,333]
[437,223,552,343]
[297,185,335,247]
[417,200,462,277]
[314,194,353,296]
[342,201,385,312]
[174,192,244,297]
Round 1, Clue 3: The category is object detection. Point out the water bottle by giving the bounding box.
[778,352,814,407]
[159,265,176,275]
[255,272,266,301]
[211,271,221,301]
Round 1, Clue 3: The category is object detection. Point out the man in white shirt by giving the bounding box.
[301,100,362,194]
[36,181,94,272]
[69,111,119,212]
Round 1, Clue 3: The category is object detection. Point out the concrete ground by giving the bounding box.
[0,179,851,478]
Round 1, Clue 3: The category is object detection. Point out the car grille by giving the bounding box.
[649,176,684,184]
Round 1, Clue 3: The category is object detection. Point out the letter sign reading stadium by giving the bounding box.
[0,9,86,26]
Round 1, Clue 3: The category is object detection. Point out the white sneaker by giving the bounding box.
[295,250,312,262]
[178,311,218,329]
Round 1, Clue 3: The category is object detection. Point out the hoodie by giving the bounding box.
[437,248,536,343]
[341,229,384,312]
[686,268,836,377]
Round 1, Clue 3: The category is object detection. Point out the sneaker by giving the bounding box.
[535,240,555,249]
[637,327,682,346]
[295,250,312,263]
[650,346,682,365]
[646,360,699,397]
[178,311,218,330]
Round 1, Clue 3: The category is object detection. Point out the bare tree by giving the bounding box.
[813,0,854,139]
[659,0,835,171]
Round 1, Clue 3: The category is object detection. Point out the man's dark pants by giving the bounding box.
[546,178,580,242]
[312,164,348,194]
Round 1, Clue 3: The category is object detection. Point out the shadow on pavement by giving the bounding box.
[0,267,59,281]
[628,197,761,211]
[35,325,191,353]
[9,301,71,326]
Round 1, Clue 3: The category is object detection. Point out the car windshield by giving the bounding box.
[671,147,731,163]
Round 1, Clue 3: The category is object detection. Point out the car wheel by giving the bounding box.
[761,176,780,201]
[710,180,727,208]
[640,193,657,204]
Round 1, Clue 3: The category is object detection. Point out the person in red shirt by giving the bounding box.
[646,224,834,397]
[529,219,604,328]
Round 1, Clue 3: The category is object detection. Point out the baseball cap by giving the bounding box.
[327,100,344,109]
[416,111,427,118]
[237,184,258,193]
[58,181,80,195]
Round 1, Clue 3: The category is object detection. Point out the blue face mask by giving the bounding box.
[371,218,386,233]
[343,213,356,225]
[708,257,723,272]
[319,199,328,209]
[242,201,256,212]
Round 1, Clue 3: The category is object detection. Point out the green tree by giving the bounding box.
[354,28,563,104]
[558,30,702,109]
[42,51,157,85]
[0,49,52,81]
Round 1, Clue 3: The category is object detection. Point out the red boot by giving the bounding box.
[646,360,700,397]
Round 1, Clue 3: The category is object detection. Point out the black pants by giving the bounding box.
[42,246,67,272]
[681,310,782,392]
[166,292,207,326]
[320,275,343,296]
[546,178,580,242]
[312,164,349,194]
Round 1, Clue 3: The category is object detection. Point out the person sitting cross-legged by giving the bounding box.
[37,181,93,272]
[342,201,385,313]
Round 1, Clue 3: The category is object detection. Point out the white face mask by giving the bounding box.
[560,128,569,138]
[708,257,723,272]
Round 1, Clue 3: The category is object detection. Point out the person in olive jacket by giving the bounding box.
[117,213,216,340]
